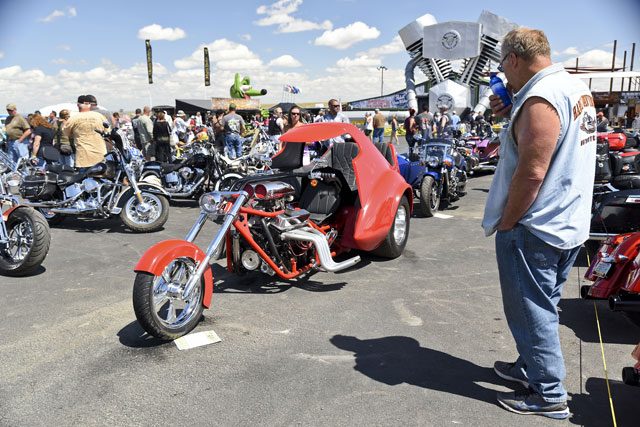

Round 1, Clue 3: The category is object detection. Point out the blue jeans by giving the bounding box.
[60,154,75,167]
[224,133,243,159]
[495,224,580,402]
[373,128,384,143]
[8,139,29,163]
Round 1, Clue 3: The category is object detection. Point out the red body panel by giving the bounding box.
[2,205,20,221]
[134,239,214,307]
[598,132,627,151]
[280,123,412,251]
[586,233,640,299]
[623,235,640,293]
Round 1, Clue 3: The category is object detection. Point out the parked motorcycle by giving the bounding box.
[397,138,467,217]
[582,231,640,327]
[465,135,500,172]
[131,123,412,340]
[593,131,640,200]
[0,160,50,276]
[18,127,170,232]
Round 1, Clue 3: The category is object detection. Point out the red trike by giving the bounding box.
[132,123,413,340]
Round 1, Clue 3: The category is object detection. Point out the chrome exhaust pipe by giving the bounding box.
[49,207,96,214]
[281,227,360,273]
[609,294,640,312]
[166,177,206,198]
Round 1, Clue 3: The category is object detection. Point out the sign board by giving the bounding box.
[592,92,621,104]
[211,98,260,110]
[423,22,481,60]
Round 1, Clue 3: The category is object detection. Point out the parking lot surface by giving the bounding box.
[1,171,639,426]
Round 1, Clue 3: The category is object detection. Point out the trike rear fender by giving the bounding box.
[134,239,214,308]
[588,233,640,299]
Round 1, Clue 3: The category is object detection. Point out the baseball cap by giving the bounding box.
[77,95,89,103]
[85,94,98,104]
[177,110,186,116]
[228,102,237,110]
[6,103,17,111]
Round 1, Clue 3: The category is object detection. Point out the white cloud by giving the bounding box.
[39,10,65,23]
[241,34,252,41]
[334,55,380,69]
[137,24,186,41]
[561,47,580,56]
[314,22,380,50]
[268,55,302,67]
[562,49,619,69]
[0,51,4,60]
[57,44,72,51]
[68,7,77,17]
[357,35,404,57]
[256,0,332,33]
[51,58,69,65]
[174,39,263,70]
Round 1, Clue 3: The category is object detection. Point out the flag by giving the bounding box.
[145,39,153,84]
[204,47,210,87]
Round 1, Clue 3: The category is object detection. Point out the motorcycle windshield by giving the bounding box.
[422,143,450,160]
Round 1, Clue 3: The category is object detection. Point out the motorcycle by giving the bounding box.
[593,131,640,200]
[465,135,500,172]
[397,137,467,217]
[131,122,412,340]
[0,159,50,276]
[18,127,170,233]
[141,141,224,199]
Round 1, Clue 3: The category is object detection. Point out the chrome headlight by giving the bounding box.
[5,172,22,195]
[427,156,440,168]
[199,192,224,215]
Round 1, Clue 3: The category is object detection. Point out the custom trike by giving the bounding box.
[132,123,412,340]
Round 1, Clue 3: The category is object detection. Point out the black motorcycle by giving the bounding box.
[18,128,170,233]
[141,141,223,199]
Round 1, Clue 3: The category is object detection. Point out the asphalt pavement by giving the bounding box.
[1,162,639,426]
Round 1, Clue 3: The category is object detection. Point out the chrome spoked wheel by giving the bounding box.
[125,193,162,225]
[151,257,202,331]
[6,220,33,262]
[393,203,408,246]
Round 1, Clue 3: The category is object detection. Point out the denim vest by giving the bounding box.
[482,63,597,249]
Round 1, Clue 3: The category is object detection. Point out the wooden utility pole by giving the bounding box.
[621,50,627,91]
[610,40,617,93]
[629,43,636,92]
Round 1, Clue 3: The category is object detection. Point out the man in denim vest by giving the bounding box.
[482,28,597,419]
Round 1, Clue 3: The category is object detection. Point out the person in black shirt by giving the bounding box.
[153,111,172,162]
[30,114,58,166]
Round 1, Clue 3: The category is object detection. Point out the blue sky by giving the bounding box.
[0,0,639,112]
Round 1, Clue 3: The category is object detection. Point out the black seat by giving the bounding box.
[271,142,304,171]
[374,142,394,166]
[298,180,341,223]
[330,142,359,191]
[46,164,76,174]
[160,162,184,173]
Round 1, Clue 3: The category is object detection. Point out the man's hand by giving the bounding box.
[489,94,512,118]
[29,156,39,166]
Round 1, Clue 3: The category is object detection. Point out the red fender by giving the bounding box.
[588,233,640,299]
[2,205,21,221]
[134,239,214,308]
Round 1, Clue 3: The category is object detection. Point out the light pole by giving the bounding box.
[377,65,387,97]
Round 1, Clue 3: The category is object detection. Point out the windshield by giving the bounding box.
[422,143,450,158]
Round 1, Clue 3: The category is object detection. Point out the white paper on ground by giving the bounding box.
[174,330,222,350]
[433,213,453,219]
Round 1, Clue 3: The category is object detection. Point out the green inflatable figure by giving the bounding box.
[230,73,267,99]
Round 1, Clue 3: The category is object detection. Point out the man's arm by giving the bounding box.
[497,97,560,231]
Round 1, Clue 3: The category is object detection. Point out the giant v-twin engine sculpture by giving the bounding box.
[399,11,518,115]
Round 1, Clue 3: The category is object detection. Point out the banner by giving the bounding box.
[145,39,153,84]
[204,47,210,87]
[211,97,260,110]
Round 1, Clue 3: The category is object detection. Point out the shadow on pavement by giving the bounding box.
[559,298,640,344]
[117,320,171,348]
[52,216,136,234]
[211,264,347,294]
[569,377,640,426]
[330,335,509,406]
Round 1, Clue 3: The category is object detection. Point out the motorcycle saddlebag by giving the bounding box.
[591,189,640,235]
[612,174,640,190]
[20,171,58,200]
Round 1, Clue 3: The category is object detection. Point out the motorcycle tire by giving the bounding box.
[132,259,205,340]
[0,207,51,276]
[372,195,410,259]
[120,192,169,233]
[419,176,439,218]
[214,173,243,192]
[37,207,65,226]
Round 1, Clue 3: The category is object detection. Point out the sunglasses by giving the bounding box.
[329,104,339,108]
[291,112,300,116]
[497,52,512,73]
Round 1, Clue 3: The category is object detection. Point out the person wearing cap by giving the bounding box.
[62,95,109,168]
[221,103,245,159]
[4,103,31,163]
[174,110,189,145]
[596,111,609,132]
